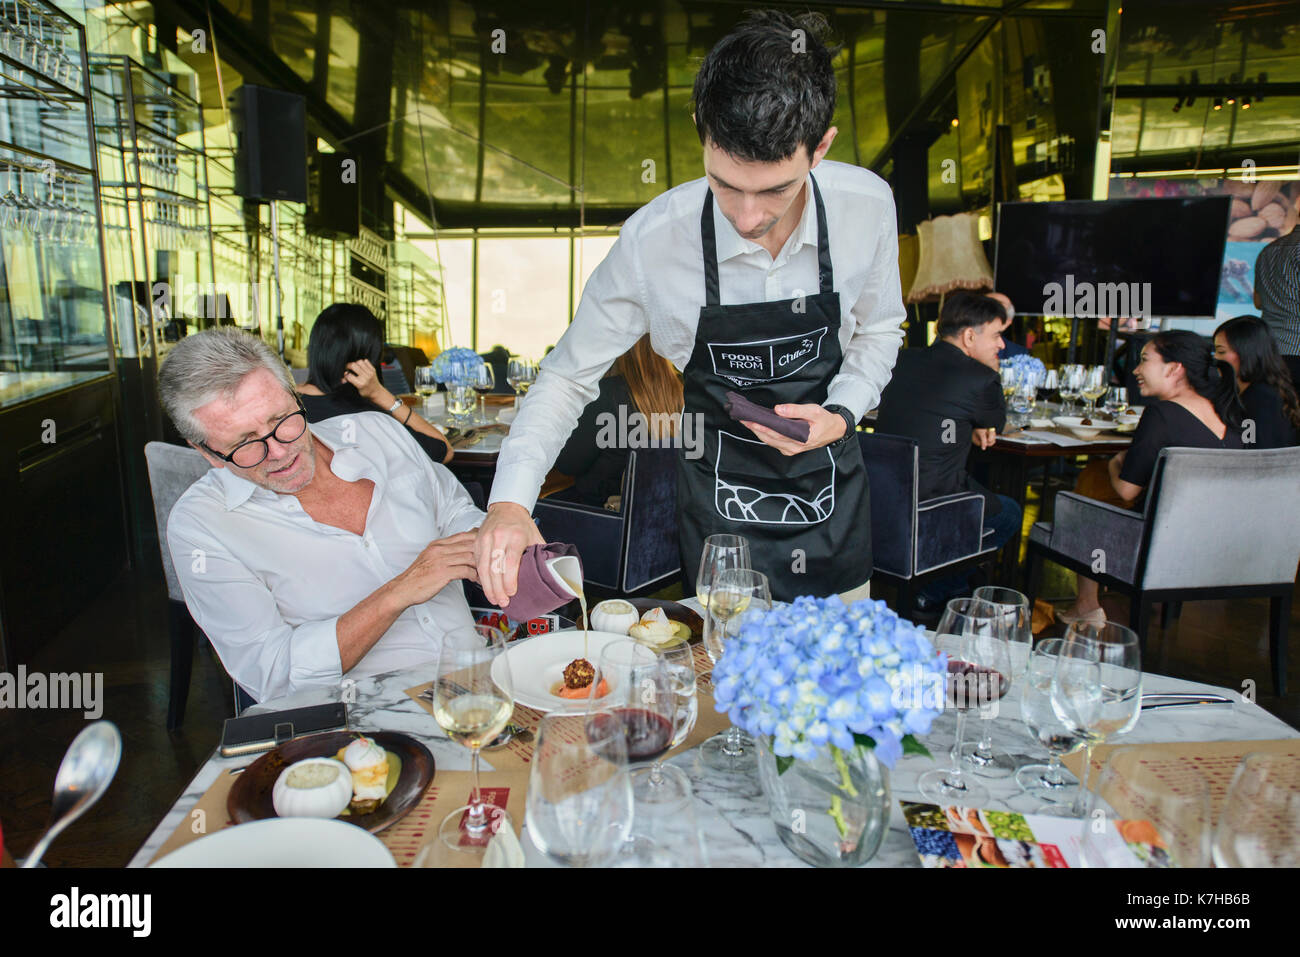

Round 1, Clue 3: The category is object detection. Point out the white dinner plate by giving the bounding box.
[151,817,396,868]
[494,629,630,712]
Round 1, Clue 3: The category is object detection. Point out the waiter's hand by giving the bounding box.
[474,502,546,608]
[972,427,998,450]
[740,403,846,457]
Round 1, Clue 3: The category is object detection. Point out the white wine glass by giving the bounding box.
[696,533,750,612]
[525,711,633,867]
[428,624,515,864]
[1081,365,1108,419]
[506,358,538,408]
[918,598,1011,806]
[1016,638,1091,812]
[1051,619,1142,816]
[700,567,769,773]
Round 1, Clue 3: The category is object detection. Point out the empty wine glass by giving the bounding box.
[1051,619,1142,816]
[525,711,632,867]
[700,566,769,773]
[961,587,1032,778]
[1016,638,1091,812]
[917,598,1011,807]
[1080,746,1212,868]
[610,784,709,867]
[1212,753,1300,867]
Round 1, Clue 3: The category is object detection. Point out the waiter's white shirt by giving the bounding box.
[490,159,906,512]
[168,413,484,703]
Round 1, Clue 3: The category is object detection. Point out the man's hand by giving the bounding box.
[342,358,392,406]
[391,531,480,607]
[972,427,997,450]
[474,502,545,608]
[740,403,847,457]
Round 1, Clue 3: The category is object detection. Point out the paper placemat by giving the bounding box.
[1061,738,1300,815]
[404,640,730,772]
[148,767,529,868]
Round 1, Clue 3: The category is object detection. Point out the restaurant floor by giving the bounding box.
[2,562,1297,867]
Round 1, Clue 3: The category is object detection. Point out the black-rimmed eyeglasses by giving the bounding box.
[201,401,309,469]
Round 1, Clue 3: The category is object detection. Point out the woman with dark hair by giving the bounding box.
[552,335,684,507]
[1060,330,1245,624]
[297,303,453,463]
[1213,315,1300,449]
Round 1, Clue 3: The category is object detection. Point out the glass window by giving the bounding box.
[475,236,570,359]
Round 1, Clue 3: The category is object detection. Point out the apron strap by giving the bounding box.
[700,173,834,307]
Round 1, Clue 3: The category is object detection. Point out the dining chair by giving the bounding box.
[144,441,257,727]
[531,446,679,596]
[858,431,1001,614]
[1026,445,1300,694]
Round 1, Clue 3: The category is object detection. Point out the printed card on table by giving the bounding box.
[901,801,1163,868]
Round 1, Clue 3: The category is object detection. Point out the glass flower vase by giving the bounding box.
[756,735,890,867]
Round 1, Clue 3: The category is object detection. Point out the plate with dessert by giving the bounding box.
[1051,415,1117,439]
[580,598,703,643]
[493,628,633,712]
[227,730,434,833]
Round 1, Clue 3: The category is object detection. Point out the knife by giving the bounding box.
[1140,693,1234,711]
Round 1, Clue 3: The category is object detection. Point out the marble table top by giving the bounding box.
[130,652,1298,868]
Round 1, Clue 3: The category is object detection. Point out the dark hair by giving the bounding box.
[692,10,839,162]
[1150,329,1244,429]
[937,291,1006,340]
[306,303,384,403]
[1215,315,1300,431]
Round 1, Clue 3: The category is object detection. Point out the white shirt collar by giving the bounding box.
[711,173,819,265]
[212,424,364,511]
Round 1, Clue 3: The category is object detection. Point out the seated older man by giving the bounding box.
[158,327,483,703]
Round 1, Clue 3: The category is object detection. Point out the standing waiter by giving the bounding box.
[474,10,905,605]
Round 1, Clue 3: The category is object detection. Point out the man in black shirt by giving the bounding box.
[875,292,1022,611]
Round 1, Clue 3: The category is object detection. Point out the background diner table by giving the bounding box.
[130,606,1298,868]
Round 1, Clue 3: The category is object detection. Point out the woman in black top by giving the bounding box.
[553,335,683,507]
[1213,315,1300,449]
[1062,330,1245,624]
[297,303,453,464]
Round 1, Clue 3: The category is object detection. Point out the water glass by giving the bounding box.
[961,587,1032,778]
[700,566,768,773]
[1212,753,1300,867]
[525,712,633,867]
[1016,638,1090,811]
[1080,747,1212,867]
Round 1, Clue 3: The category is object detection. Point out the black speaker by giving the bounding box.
[304,149,361,238]
[230,85,308,203]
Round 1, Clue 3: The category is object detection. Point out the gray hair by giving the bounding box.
[158,327,297,444]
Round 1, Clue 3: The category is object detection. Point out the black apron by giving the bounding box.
[677,175,873,602]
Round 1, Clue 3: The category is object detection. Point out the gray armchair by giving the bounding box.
[144,441,257,725]
[1026,446,1300,694]
[860,432,999,614]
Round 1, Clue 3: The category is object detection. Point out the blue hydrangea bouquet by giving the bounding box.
[999,353,1047,390]
[430,346,484,386]
[712,596,945,849]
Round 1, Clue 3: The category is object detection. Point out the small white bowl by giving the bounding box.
[1052,416,1113,439]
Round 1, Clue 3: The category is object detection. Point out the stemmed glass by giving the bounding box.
[610,785,709,867]
[625,632,698,806]
[696,533,750,615]
[444,358,477,423]
[917,598,1012,806]
[414,365,437,416]
[1079,746,1212,868]
[506,358,537,408]
[1016,638,1092,812]
[524,711,633,867]
[960,587,1032,778]
[1212,753,1300,867]
[426,624,516,864]
[1050,619,1142,817]
[470,363,495,424]
[1103,386,1129,418]
[1081,365,1108,419]
[1059,364,1084,415]
[700,567,769,773]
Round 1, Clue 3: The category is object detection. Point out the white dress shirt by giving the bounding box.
[168,413,484,702]
[489,159,906,512]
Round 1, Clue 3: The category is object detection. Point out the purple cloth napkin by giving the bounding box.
[725,390,811,443]
[503,542,582,621]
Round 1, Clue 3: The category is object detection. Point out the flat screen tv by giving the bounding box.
[993,197,1232,319]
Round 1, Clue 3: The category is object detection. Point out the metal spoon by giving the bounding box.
[20,721,122,868]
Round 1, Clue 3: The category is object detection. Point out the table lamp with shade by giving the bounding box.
[905,211,994,304]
